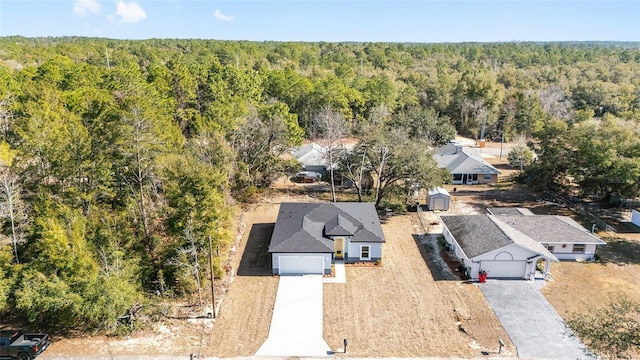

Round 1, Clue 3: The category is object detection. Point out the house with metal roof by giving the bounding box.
[440,215,558,280]
[435,142,500,185]
[269,202,385,275]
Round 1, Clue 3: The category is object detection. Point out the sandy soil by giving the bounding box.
[204,201,281,357]
[323,213,515,358]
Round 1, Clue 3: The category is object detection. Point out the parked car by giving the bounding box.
[293,171,322,183]
[0,330,50,360]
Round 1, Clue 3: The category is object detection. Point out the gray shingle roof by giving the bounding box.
[487,207,535,216]
[497,215,606,244]
[435,142,500,175]
[440,215,557,260]
[440,215,513,258]
[490,216,556,259]
[293,143,327,167]
[324,214,358,236]
[269,202,385,253]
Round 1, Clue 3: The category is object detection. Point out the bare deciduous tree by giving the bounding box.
[0,167,26,263]
[311,106,348,202]
[167,223,204,307]
[0,93,13,141]
[537,85,573,120]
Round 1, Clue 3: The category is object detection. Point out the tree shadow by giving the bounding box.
[599,237,640,265]
[236,223,275,276]
[411,234,459,281]
[612,221,640,234]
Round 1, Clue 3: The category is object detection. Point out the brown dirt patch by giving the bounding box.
[323,214,515,358]
[204,201,281,357]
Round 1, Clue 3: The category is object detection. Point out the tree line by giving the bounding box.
[0,37,638,332]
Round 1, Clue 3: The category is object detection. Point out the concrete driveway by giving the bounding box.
[255,275,332,357]
[479,280,594,359]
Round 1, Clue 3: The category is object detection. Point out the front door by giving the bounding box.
[334,237,344,260]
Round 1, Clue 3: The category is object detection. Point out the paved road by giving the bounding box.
[255,275,331,357]
[479,280,594,359]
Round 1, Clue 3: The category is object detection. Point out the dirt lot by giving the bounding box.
[324,213,514,357]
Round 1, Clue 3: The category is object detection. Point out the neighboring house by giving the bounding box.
[487,207,535,216]
[427,187,450,211]
[293,143,328,175]
[440,215,558,280]
[487,208,606,261]
[435,141,500,185]
[268,202,386,275]
[632,209,640,227]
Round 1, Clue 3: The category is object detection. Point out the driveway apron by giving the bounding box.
[255,275,331,357]
[479,280,593,359]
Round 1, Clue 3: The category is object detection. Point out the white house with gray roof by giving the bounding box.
[440,215,558,280]
[486,208,606,260]
[269,202,385,275]
[435,142,500,185]
[293,143,329,175]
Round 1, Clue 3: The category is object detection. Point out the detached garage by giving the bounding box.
[427,187,450,211]
[440,215,557,280]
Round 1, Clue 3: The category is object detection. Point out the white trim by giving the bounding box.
[277,255,325,275]
[360,245,371,260]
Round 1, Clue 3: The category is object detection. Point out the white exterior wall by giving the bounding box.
[632,209,640,227]
[544,243,598,260]
[442,226,469,261]
[469,244,539,280]
[346,242,382,262]
[271,253,332,274]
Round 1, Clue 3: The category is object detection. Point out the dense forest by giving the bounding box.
[0,37,638,332]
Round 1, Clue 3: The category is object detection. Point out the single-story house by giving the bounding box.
[435,141,500,185]
[440,215,558,280]
[268,202,386,275]
[427,187,450,211]
[487,208,606,260]
[293,143,329,175]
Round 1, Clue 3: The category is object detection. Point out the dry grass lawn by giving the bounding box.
[324,214,514,358]
[203,195,515,358]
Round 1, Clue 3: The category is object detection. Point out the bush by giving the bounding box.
[567,294,640,359]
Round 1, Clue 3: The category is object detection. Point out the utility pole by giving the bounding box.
[105,48,110,70]
[208,236,216,318]
[499,130,504,159]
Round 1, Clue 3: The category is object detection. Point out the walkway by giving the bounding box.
[479,280,594,359]
[323,260,346,283]
[255,275,332,357]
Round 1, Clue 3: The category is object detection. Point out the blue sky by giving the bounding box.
[0,1,639,42]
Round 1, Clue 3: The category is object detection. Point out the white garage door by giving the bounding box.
[481,260,526,279]
[278,256,324,275]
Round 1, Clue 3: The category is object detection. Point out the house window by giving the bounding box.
[484,174,492,181]
[546,244,555,252]
[453,174,463,181]
[360,245,371,260]
[573,244,585,253]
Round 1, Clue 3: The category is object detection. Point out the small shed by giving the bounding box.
[427,187,450,211]
[632,209,640,227]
